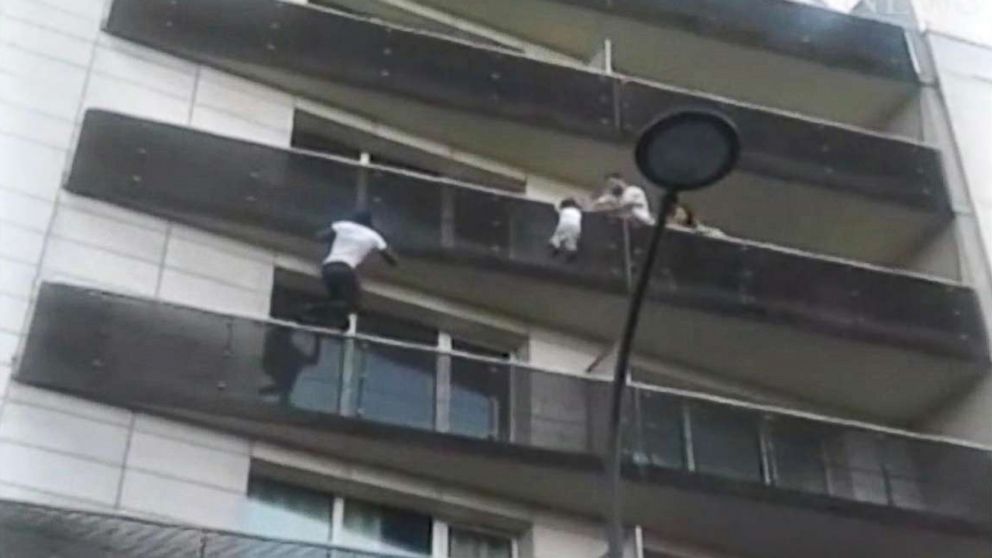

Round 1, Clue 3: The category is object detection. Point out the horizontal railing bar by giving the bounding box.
[76,284,992,453]
[291,0,928,148]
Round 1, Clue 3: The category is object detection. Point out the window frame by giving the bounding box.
[246,475,517,558]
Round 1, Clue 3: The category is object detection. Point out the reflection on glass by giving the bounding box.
[243,477,332,545]
[636,391,685,469]
[690,404,763,482]
[341,499,432,557]
[448,527,512,558]
[354,342,436,429]
[769,419,828,495]
[821,431,888,505]
[450,358,508,440]
[259,327,343,413]
[886,440,991,521]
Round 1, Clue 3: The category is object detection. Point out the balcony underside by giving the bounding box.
[399,0,922,130]
[104,0,949,268]
[65,110,988,422]
[15,284,992,558]
[384,256,984,422]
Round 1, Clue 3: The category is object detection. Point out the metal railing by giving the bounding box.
[220,313,992,528]
[18,283,992,529]
[0,498,412,558]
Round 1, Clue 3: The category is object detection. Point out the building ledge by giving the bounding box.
[102,0,949,268]
[65,110,988,420]
[15,282,992,558]
[411,0,922,128]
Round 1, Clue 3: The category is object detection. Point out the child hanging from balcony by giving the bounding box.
[549,197,582,261]
[309,209,399,330]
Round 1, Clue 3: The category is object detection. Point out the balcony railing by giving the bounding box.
[433,0,920,81]
[103,0,944,211]
[17,283,992,531]
[66,111,987,365]
[0,498,407,558]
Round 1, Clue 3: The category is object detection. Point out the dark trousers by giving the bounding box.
[321,262,359,321]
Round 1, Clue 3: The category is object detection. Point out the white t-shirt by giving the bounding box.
[620,186,649,212]
[557,206,582,232]
[323,221,387,268]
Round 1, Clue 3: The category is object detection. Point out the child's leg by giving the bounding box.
[564,233,579,262]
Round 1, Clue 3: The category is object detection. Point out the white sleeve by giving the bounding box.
[375,232,388,250]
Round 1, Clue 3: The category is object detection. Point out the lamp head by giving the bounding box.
[634,110,740,192]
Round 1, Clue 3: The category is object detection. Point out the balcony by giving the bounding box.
[103,0,949,269]
[16,282,992,558]
[405,0,922,130]
[65,110,987,422]
[0,498,400,557]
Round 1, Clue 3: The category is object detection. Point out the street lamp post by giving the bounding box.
[605,110,741,558]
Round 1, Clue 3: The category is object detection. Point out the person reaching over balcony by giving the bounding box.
[591,173,657,226]
[549,197,583,261]
[667,202,726,238]
[309,209,399,330]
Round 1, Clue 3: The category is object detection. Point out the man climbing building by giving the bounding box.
[311,209,398,330]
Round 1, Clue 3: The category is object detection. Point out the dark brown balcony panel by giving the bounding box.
[15,283,992,558]
[68,110,985,358]
[104,0,942,214]
[411,0,920,130]
[65,111,988,420]
[431,0,919,81]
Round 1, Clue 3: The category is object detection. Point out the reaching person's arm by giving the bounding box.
[380,247,399,267]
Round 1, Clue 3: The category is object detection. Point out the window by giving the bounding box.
[341,499,433,556]
[245,476,333,544]
[449,527,513,558]
[269,270,518,439]
[243,476,515,557]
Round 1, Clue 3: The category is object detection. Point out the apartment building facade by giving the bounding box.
[0,0,990,556]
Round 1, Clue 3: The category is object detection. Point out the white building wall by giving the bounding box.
[0,1,630,553]
[918,33,992,444]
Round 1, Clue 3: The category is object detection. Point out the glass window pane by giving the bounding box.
[259,326,344,414]
[449,527,512,558]
[769,418,828,495]
[340,499,432,556]
[243,477,332,544]
[637,391,685,469]
[689,404,763,482]
[354,341,437,429]
[450,356,509,440]
[821,430,887,505]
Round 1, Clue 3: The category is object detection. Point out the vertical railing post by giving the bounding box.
[436,334,452,434]
[199,531,208,558]
[758,414,775,487]
[622,219,634,293]
[879,434,896,507]
[441,185,455,249]
[681,400,695,472]
[339,335,358,417]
